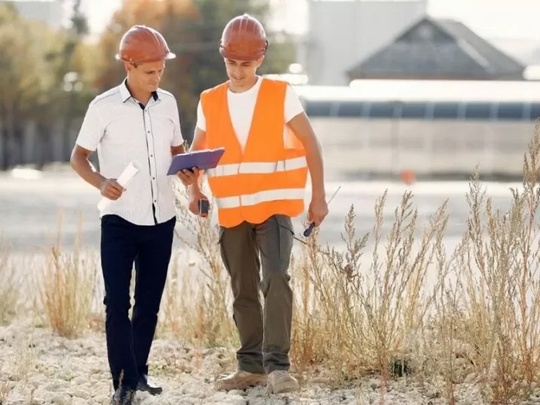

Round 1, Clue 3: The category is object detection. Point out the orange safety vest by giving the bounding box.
[201,78,308,228]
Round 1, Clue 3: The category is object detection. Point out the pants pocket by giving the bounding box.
[217,226,225,245]
[274,215,294,236]
[273,215,294,270]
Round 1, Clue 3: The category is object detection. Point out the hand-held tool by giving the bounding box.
[303,186,341,237]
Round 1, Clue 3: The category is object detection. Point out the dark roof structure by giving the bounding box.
[348,17,525,81]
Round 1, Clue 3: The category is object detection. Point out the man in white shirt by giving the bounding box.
[70,25,197,405]
[187,14,328,394]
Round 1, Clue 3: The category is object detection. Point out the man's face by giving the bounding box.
[224,57,263,90]
[126,60,165,93]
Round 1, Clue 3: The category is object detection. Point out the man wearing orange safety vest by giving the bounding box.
[187,14,329,394]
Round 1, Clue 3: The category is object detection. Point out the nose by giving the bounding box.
[229,66,241,76]
[149,75,160,86]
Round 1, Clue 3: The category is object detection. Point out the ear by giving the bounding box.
[256,56,265,68]
[124,62,136,74]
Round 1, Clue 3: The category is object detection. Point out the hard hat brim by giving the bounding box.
[219,47,265,62]
[115,51,176,63]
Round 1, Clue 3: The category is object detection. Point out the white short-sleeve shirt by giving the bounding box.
[195,77,305,150]
[76,79,184,226]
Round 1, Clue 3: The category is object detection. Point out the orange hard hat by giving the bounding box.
[116,25,175,64]
[219,14,268,61]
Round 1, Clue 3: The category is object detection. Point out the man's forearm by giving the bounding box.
[305,140,326,199]
[188,171,204,194]
[187,132,207,194]
[71,154,105,190]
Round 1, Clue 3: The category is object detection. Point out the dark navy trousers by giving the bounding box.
[100,214,175,390]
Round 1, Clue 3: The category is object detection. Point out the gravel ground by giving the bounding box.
[4,320,536,405]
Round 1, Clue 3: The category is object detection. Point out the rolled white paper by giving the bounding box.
[97,161,140,211]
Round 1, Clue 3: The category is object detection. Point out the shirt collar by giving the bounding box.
[120,79,159,103]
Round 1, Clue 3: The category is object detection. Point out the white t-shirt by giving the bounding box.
[196,77,305,151]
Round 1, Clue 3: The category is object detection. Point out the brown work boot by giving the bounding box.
[215,370,267,391]
[267,370,299,394]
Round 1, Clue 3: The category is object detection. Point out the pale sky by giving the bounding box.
[427,0,540,40]
[83,0,540,41]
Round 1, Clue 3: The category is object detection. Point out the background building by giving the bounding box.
[348,17,525,80]
[303,0,428,85]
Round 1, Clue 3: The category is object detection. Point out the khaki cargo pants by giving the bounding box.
[219,214,294,374]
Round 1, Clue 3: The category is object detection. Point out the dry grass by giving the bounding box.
[289,188,451,392]
[161,187,237,349]
[0,238,20,325]
[285,125,540,404]
[37,214,98,339]
[0,381,11,405]
[3,127,540,403]
[9,335,37,383]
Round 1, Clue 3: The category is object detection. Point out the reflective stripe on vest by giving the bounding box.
[215,188,305,209]
[207,156,307,177]
[201,78,307,227]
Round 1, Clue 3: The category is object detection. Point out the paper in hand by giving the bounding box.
[97,161,140,211]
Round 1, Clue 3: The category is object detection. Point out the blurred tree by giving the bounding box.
[0,3,95,169]
[58,0,92,161]
[0,4,65,168]
[94,0,295,142]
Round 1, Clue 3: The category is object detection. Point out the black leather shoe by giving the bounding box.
[111,386,135,405]
[137,374,163,395]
